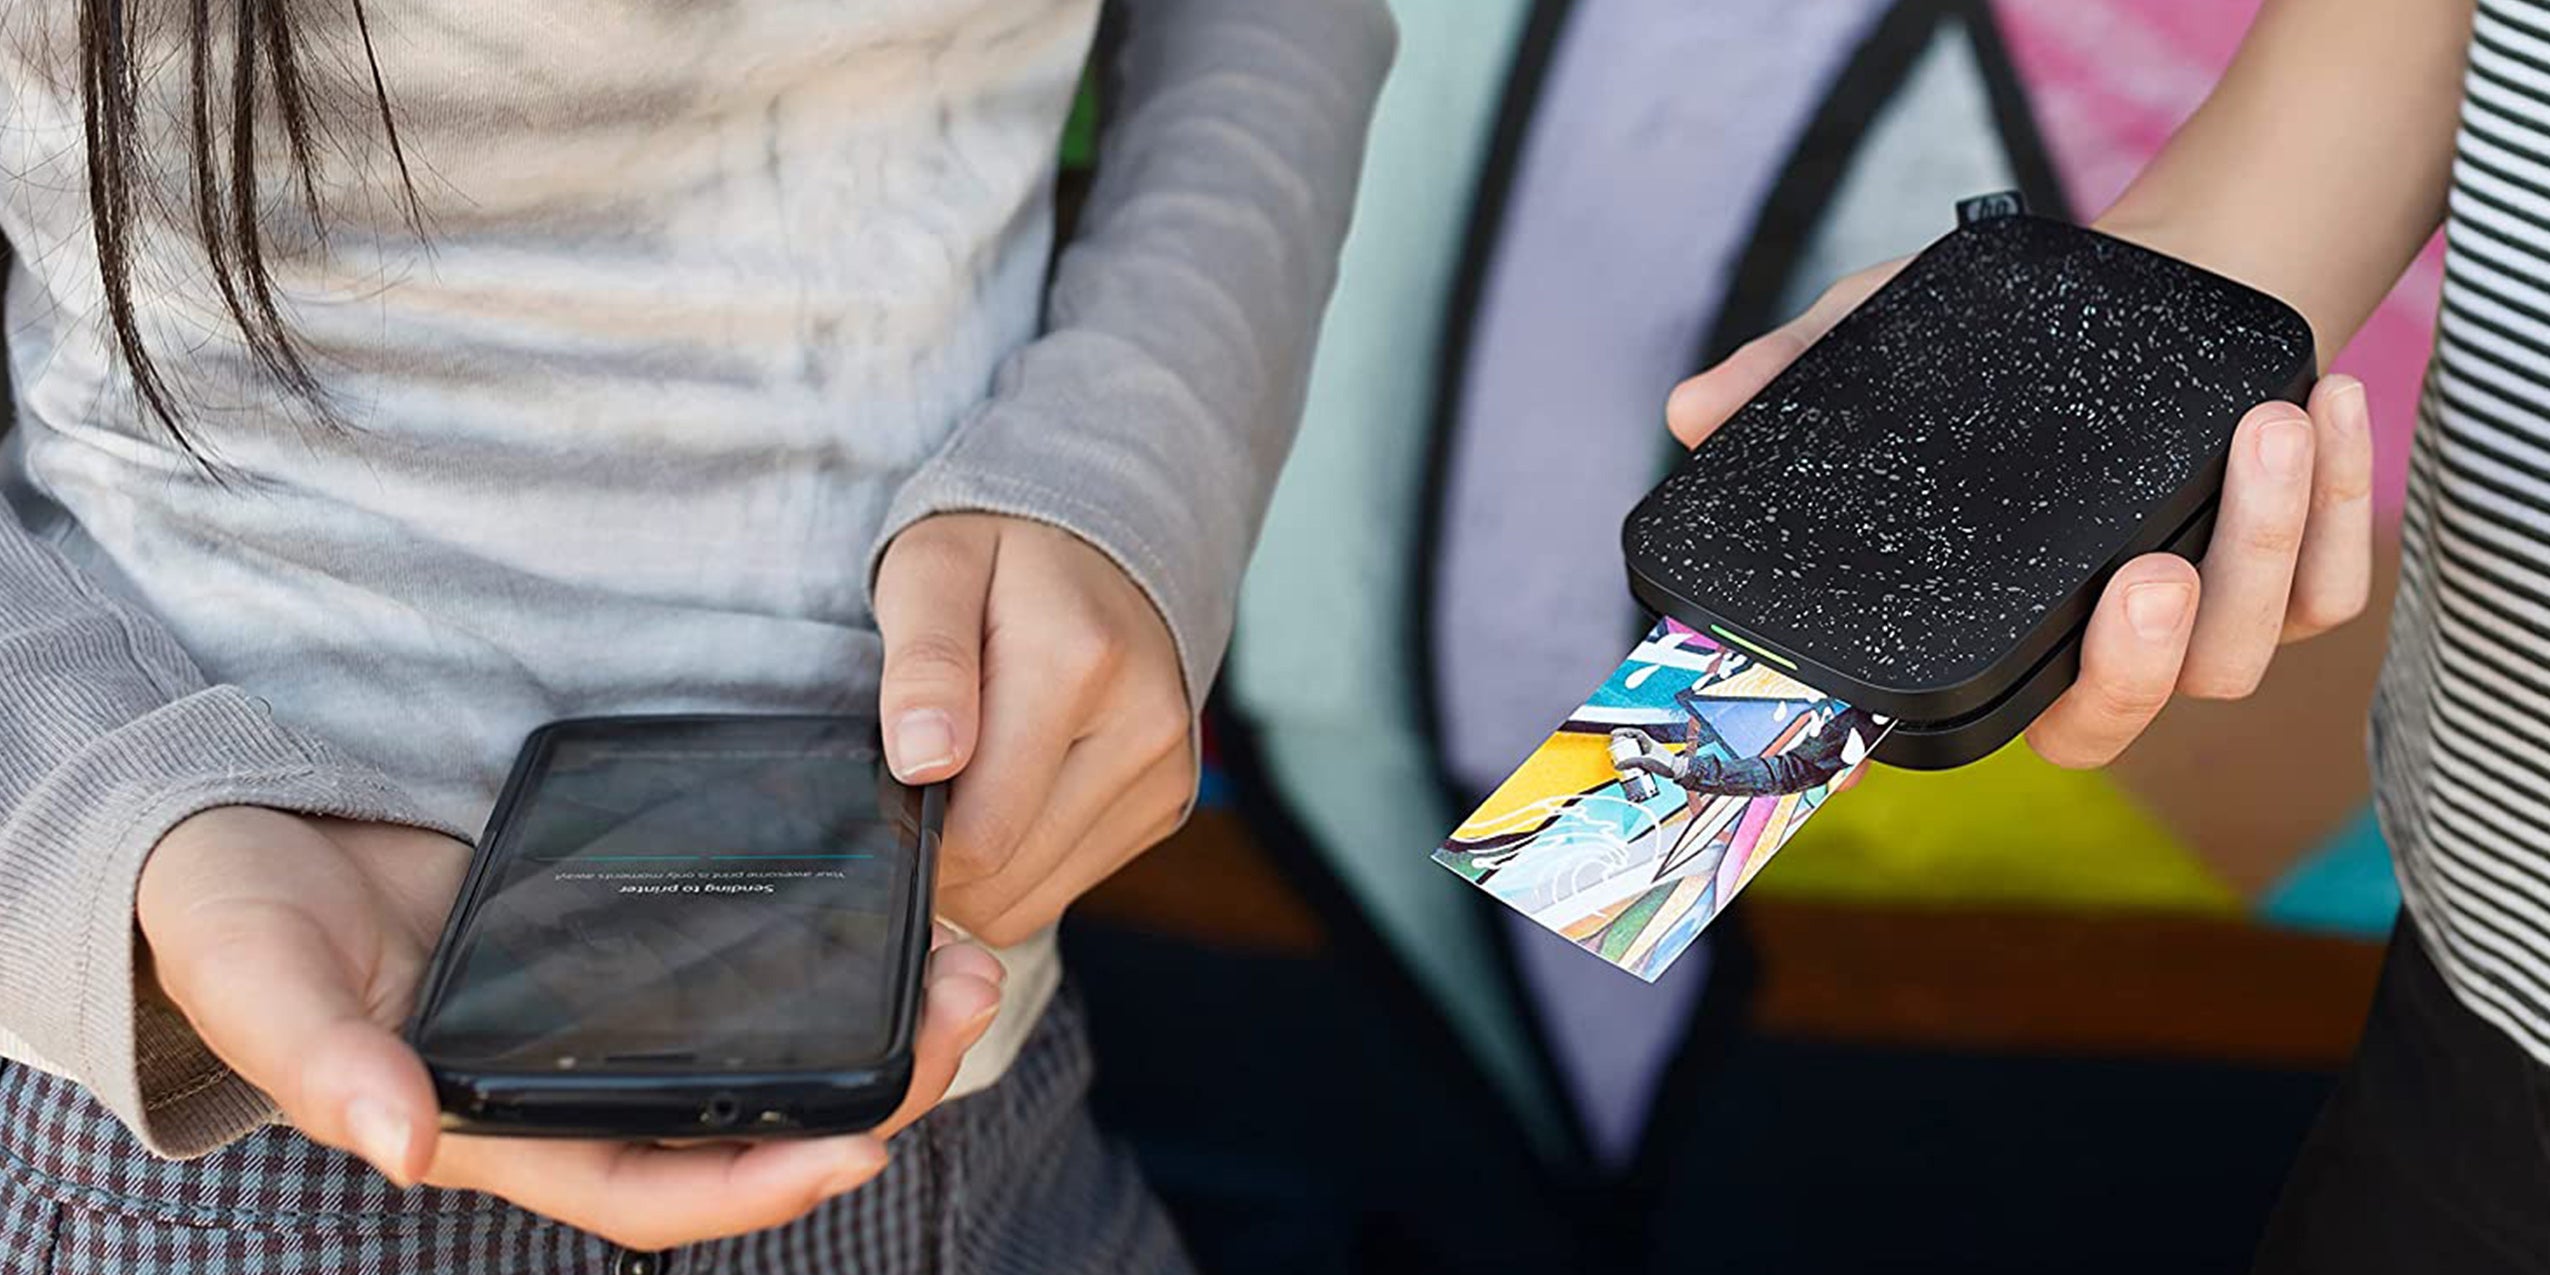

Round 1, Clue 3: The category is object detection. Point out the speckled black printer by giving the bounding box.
[1621,202,2317,770]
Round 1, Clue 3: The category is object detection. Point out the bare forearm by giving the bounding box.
[2096,0,2472,364]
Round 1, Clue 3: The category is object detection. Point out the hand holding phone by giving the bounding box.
[137,791,1003,1250]
[406,716,947,1139]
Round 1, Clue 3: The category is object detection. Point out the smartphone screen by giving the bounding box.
[413,718,927,1074]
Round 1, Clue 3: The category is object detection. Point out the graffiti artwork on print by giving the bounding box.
[1433,618,1890,980]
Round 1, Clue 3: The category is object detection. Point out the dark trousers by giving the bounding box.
[2255,917,2550,1273]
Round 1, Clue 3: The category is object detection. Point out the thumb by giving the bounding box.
[873,938,1006,1140]
[1665,325,1816,450]
[874,516,996,783]
[1666,258,1907,449]
[153,906,440,1186]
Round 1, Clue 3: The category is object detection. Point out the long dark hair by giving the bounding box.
[76,0,417,455]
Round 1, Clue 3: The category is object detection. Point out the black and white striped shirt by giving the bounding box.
[2373,0,2550,1067]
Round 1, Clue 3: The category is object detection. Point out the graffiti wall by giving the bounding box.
[1224,0,2422,1163]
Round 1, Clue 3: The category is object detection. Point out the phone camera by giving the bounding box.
[701,1093,743,1129]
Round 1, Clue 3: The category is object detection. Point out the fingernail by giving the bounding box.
[2125,582,2193,640]
[346,1097,413,1186]
[822,1138,890,1195]
[891,711,956,779]
[2332,376,2370,435]
[2260,415,2312,479]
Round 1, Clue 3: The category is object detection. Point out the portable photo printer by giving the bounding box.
[1621,200,2318,770]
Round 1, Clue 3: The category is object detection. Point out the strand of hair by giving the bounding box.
[189,0,254,383]
[260,0,326,237]
[84,0,198,453]
[348,0,424,238]
[228,0,332,413]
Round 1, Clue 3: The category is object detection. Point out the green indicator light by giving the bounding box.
[1708,624,1798,670]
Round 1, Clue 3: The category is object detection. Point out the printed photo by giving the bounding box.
[1433,618,1891,980]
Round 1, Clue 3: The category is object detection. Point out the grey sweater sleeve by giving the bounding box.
[0,506,457,1159]
[868,0,1396,707]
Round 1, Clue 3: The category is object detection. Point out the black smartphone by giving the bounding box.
[405,715,940,1139]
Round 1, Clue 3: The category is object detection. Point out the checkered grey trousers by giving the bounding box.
[0,990,1187,1274]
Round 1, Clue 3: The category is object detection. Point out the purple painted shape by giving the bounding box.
[1432,0,1897,798]
[1505,908,1715,1167]
[1435,0,1892,1168]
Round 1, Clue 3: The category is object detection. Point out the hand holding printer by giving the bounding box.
[1442,208,2361,978]
[1661,244,2374,770]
